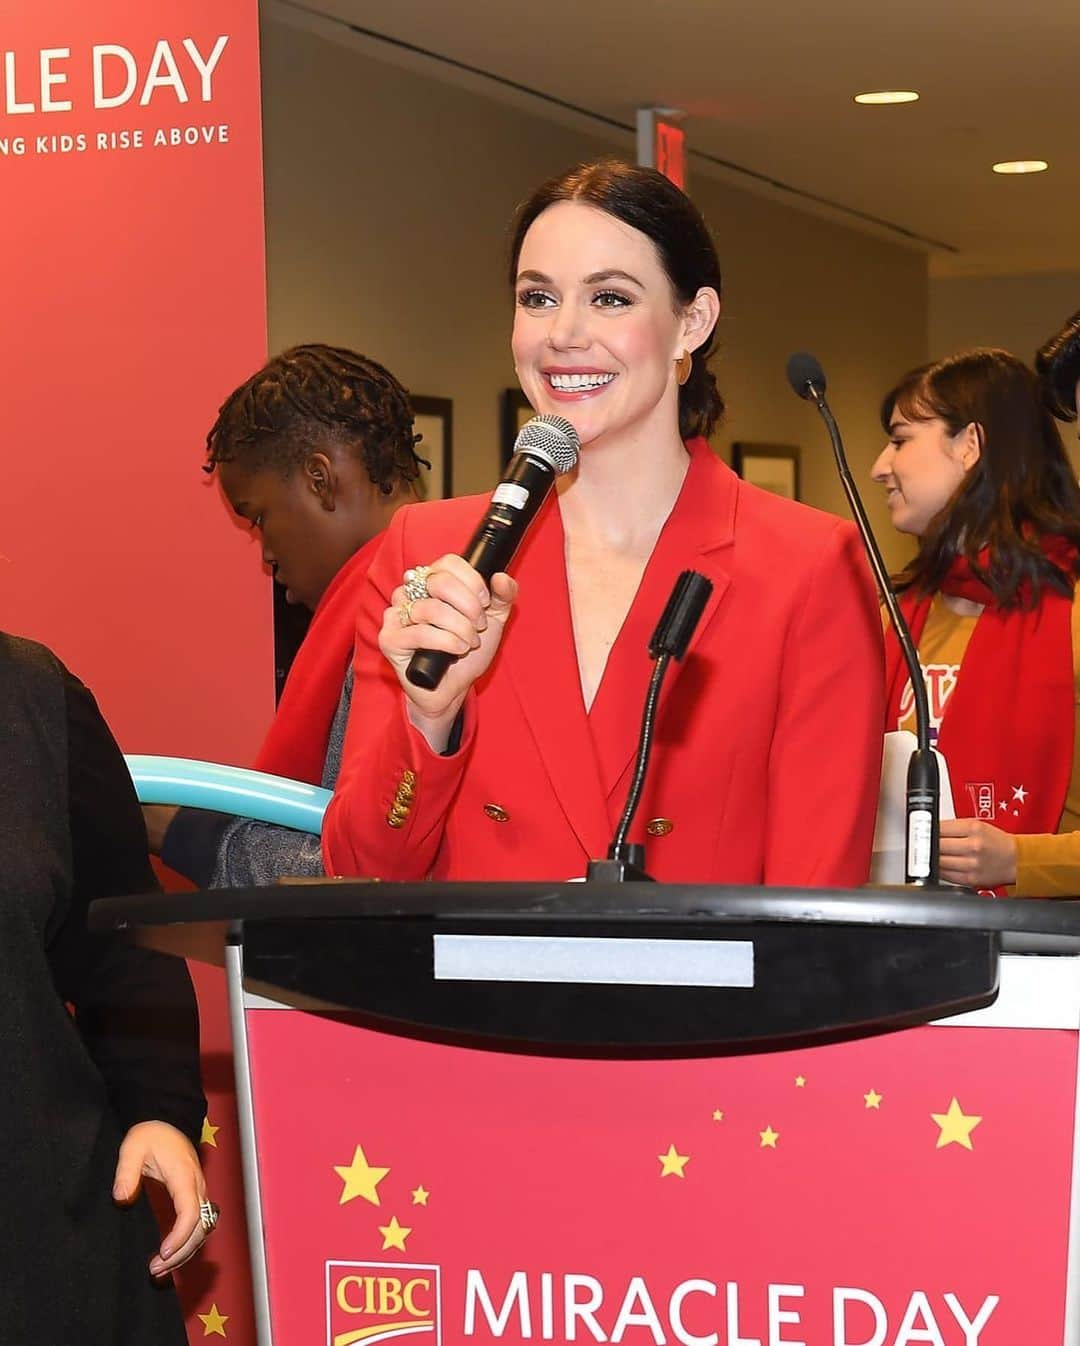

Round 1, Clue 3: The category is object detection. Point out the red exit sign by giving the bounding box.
[636,108,686,188]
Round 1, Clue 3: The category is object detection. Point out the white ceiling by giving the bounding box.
[274,0,1079,278]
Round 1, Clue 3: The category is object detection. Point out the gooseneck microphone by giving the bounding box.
[405,414,580,691]
[786,352,940,886]
[587,570,714,883]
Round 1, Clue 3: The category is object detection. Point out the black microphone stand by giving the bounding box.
[790,360,940,885]
[586,571,713,883]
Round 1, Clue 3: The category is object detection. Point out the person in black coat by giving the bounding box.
[0,632,212,1342]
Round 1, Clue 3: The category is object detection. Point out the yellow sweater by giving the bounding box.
[888,591,1080,897]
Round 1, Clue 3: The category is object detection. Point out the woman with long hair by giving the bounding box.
[873,347,1080,893]
[323,160,885,886]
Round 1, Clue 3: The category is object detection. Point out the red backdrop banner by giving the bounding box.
[246,1012,1077,1346]
[0,1,273,762]
[2,6,270,1342]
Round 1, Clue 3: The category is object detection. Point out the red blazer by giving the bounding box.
[323,438,884,886]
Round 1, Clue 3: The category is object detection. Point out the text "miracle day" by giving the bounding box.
[1,38,229,115]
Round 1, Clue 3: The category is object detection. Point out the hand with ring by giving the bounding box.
[380,553,519,749]
[112,1120,216,1277]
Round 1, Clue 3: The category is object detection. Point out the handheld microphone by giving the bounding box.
[405,414,580,691]
[786,352,940,886]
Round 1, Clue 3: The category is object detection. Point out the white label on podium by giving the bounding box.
[432,935,754,988]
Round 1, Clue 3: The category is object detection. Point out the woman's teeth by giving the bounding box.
[547,373,615,391]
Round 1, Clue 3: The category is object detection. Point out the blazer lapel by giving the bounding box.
[497,497,613,861]
[587,439,738,806]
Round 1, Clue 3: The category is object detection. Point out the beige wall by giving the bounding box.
[929,272,1080,470]
[260,12,928,569]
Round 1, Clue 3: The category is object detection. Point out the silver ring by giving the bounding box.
[199,1198,220,1234]
[403,564,432,603]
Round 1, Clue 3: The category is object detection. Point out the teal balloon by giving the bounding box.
[126,755,329,834]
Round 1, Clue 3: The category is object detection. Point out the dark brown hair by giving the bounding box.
[880,347,1080,607]
[1035,309,1080,423]
[205,344,425,493]
[508,159,724,440]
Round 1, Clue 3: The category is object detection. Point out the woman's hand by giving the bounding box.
[142,804,179,854]
[112,1120,212,1278]
[938,819,1018,889]
[378,555,518,750]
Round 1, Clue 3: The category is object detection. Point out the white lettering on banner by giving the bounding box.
[611,1277,666,1343]
[152,124,229,147]
[93,46,137,109]
[1,39,230,116]
[767,1285,805,1346]
[0,137,27,155]
[182,36,229,101]
[943,1294,998,1346]
[34,133,86,154]
[565,1274,606,1341]
[464,1269,532,1336]
[669,1280,718,1346]
[40,49,72,112]
[4,52,34,114]
[459,1274,1000,1345]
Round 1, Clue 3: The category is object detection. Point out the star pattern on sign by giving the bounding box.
[200,1116,220,1148]
[197,1303,229,1337]
[759,1126,779,1148]
[999,800,1009,812]
[932,1097,981,1150]
[334,1144,390,1206]
[658,1144,690,1177]
[411,1185,430,1206]
[864,1089,883,1109]
[1012,785,1029,803]
[379,1216,411,1251]
[794,1075,806,1088]
[711,1109,724,1122]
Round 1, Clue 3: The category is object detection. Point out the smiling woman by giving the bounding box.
[322,159,887,889]
[874,348,1080,895]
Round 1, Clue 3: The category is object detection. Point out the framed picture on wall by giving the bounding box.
[411,395,454,500]
[732,442,800,501]
[500,387,534,464]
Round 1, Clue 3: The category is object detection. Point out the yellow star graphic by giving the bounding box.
[334,1145,390,1206]
[411,1185,429,1206]
[759,1126,779,1148]
[711,1109,724,1122]
[379,1216,412,1251]
[658,1144,690,1177]
[794,1075,806,1088]
[864,1089,883,1109]
[932,1097,982,1150]
[197,1303,229,1337]
[200,1117,220,1148]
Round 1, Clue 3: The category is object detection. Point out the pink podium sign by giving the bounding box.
[244,1007,1078,1345]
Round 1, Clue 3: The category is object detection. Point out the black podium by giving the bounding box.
[92,883,1080,1346]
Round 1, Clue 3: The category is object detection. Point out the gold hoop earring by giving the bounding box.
[675,351,692,386]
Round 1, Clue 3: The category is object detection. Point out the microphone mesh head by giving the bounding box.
[786,352,827,400]
[514,414,580,474]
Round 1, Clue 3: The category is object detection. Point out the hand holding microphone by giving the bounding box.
[379,414,580,749]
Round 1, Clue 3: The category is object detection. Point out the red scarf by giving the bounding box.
[884,541,1075,841]
[254,532,383,784]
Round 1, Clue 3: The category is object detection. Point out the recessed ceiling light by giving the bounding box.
[853,91,920,105]
[992,159,1049,174]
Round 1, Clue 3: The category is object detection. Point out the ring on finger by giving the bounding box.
[403,564,432,603]
[199,1198,220,1235]
[398,598,418,627]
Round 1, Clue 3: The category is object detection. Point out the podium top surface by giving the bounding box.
[89,880,1080,938]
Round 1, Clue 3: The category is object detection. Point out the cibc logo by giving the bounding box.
[327,1261,441,1345]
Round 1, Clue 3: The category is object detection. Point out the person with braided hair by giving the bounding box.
[145,344,424,886]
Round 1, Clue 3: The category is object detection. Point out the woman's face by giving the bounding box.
[511,201,696,450]
[871,410,980,537]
